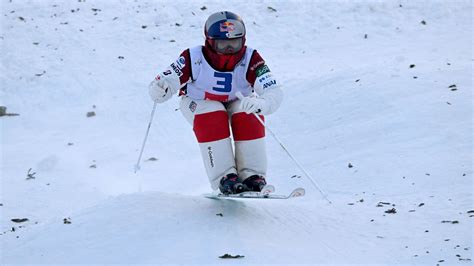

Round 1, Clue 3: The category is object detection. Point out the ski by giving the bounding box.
[204,186,305,200]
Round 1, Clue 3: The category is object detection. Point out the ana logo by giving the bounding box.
[263,80,277,89]
[220,21,235,32]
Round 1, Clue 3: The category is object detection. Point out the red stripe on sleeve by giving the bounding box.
[231,112,265,141]
[193,111,230,143]
[178,49,192,85]
[246,50,265,86]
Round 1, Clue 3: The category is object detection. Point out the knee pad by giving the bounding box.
[193,111,230,143]
[231,112,265,141]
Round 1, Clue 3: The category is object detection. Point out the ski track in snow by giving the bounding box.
[1,0,472,264]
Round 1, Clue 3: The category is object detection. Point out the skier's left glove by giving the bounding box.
[239,96,267,114]
[239,87,283,115]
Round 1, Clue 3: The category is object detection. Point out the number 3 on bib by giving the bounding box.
[212,72,232,92]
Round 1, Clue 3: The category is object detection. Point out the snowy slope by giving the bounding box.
[1,0,472,264]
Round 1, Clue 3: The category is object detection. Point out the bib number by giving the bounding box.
[212,72,232,92]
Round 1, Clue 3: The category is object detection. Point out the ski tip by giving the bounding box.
[204,194,222,200]
[289,188,305,198]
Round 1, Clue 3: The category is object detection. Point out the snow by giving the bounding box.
[1,0,472,264]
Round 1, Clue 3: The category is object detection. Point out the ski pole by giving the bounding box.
[236,92,331,204]
[134,102,158,173]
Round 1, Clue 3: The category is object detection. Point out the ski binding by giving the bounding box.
[205,185,305,200]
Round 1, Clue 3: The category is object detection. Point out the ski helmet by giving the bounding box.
[204,11,246,55]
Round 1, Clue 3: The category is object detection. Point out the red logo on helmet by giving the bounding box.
[220,22,235,32]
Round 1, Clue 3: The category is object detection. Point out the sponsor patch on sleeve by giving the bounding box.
[262,79,277,89]
[250,60,265,71]
[255,72,277,90]
[176,56,186,69]
[255,65,270,77]
[170,62,183,77]
[257,73,272,84]
[189,101,197,112]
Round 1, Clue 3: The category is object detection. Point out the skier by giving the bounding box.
[148,11,282,194]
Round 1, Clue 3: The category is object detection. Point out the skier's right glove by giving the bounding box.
[148,74,173,103]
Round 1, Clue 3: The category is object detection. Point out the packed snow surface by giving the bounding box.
[1,0,472,264]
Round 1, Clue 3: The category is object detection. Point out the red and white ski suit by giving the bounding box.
[150,45,282,189]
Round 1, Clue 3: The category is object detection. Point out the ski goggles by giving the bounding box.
[213,38,243,54]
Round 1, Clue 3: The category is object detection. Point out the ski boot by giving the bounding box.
[242,175,267,192]
[219,173,245,195]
